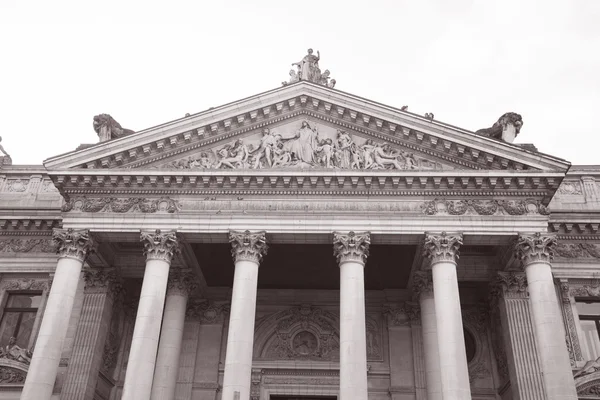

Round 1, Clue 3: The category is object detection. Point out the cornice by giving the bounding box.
[43,82,569,172]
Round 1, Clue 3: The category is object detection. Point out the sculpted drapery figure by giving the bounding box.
[293,48,321,82]
[282,120,319,164]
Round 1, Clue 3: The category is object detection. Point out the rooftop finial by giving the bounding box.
[283,48,336,88]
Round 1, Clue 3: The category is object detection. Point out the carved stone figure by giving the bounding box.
[475,112,523,143]
[574,357,600,378]
[282,69,300,86]
[93,114,134,142]
[4,337,32,364]
[282,120,319,164]
[293,48,321,82]
[0,136,11,166]
[371,143,403,169]
[216,139,250,169]
[251,128,279,168]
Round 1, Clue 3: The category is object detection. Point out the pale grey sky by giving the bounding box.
[1,0,599,166]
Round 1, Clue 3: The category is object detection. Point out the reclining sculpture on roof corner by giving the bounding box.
[475,112,523,143]
[94,114,135,143]
[159,120,443,170]
[282,48,336,88]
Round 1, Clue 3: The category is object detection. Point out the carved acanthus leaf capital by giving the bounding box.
[140,229,180,264]
[332,231,370,266]
[412,271,434,297]
[422,232,462,265]
[229,230,268,264]
[167,269,199,296]
[53,228,95,262]
[83,268,124,298]
[494,272,528,297]
[514,232,556,267]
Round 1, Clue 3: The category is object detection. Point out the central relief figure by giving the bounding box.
[282,120,319,164]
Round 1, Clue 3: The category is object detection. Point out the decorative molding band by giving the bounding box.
[332,231,370,266]
[514,232,556,267]
[422,198,550,216]
[140,229,179,263]
[0,238,55,253]
[229,230,268,264]
[53,228,94,262]
[422,232,462,265]
[62,196,180,213]
[0,278,51,291]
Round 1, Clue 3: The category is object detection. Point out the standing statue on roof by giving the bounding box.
[0,136,11,166]
[293,48,321,82]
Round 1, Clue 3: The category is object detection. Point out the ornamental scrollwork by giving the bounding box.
[411,271,434,297]
[514,232,556,266]
[229,230,268,264]
[61,196,181,213]
[167,269,199,296]
[0,238,55,253]
[421,198,550,216]
[332,231,370,265]
[0,278,50,291]
[83,268,123,298]
[140,229,179,263]
[53,228,95,261]
[494,272,528,295]
[186,299,229,324]
[422,232,462,265]
[0,366,26,383]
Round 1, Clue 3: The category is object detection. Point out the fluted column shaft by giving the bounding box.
[61,269,122,400]
[413,272,442,400]
[333,231,370,400]
[150,269,197,400]
[492,272,545,400]
[222,230,268,400]
[423,232,471,400]
[515,233,577,400]
[122,230,180,400]
[22,229,94,400]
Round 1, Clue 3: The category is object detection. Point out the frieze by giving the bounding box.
[0,366,26,384]
[0,279,50,291]
[262,376,338,385]
[571,281,600,298]
[555,242,600,259]
[61,196,180,213]
[5,179,28,193]
[422,198,550,216]
[0,238,55,253]
[157,121,440,171]
[557,181,583,195]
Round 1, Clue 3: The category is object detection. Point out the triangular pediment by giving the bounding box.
[44,81,569,173]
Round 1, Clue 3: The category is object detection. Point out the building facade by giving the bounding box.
[0,60,600,400]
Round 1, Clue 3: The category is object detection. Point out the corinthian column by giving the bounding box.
[514,233,577,400]
[62,268,123,400]
[151,269,198,400]
[222,230,267,400]
[21,228,94,400]
[333,231,370,400]
[412,271,442,400]
[422,232,471,400]
[122,230,180,400]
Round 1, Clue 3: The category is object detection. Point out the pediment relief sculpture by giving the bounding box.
[156,120,443,171]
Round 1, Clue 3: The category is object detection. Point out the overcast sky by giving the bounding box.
[1,0,599,166]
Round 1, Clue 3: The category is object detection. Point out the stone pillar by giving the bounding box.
[490,271,545,400]
[61,268,123,400]
[21,228,94,400]
[423,232,471,400]
[222,230,268,400]
[121,230,180,400]
[514,233,578,400]
[150,269,198,400]
[413,271,442,400]
[333,231,370,400]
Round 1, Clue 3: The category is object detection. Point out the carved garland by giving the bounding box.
[422,198,550,216]
[62,196,181,213]
[0,278,50,292]
[0,239,55,253]
[555,242,600,259]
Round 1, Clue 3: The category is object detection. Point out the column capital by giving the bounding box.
[332,231,370,266]
[422,232,462,266]
[53,228,95,262]
[83,267,124,298]
[167,268,198,296]
[492,271,528,300]
[412,271,434,298]
[140,229,180,264]
[514,232,556,267]
[229,230,268,264]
